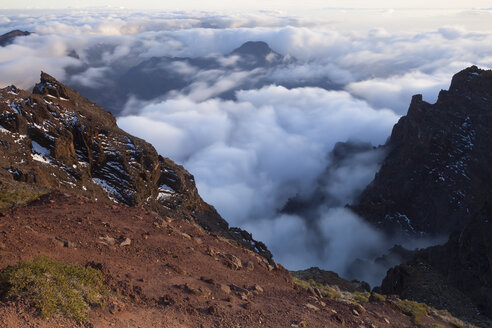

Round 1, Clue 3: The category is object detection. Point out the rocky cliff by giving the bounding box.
[381,197,492,326]
[350,66,492,326]
[353,66,492,237]
[0,72,271,261]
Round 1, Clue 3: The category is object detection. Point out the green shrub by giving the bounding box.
[0,189,42,209]
[370,292,387,302]
[292,278,341,299]
[396,299,430,326]
[351,291,370,304]
[0,256,108,321]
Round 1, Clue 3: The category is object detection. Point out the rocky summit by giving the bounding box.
[0,72,271,261]
[353,66,492,237]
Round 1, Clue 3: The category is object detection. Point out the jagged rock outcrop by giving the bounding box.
[0,72,272,261]
[381,197,492,326]
[0,30,30,47]
[352,66,492,236]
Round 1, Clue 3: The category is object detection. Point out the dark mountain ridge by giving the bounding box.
[0,30,31,47]
[352,65,492,237]
[348,66,492,326]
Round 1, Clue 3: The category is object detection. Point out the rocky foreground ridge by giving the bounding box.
[0,72,271,261]
[0,192,468,327]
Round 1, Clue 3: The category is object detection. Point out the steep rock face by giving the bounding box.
[381,198,492,326]
[359,66,492,326]
[352,66,492,236]
[0,72,272,261]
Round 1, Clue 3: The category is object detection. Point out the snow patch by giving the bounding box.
[32,154,51,164]
[9,102,23,115]
[45,94,69,101]
[31,141,52,164]
[0,124,10,133]
[32,141,50,157]
[92,178,120,203]
[157,184,176,201]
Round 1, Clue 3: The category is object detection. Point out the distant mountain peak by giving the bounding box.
[0,29,30,38]
[229,40,290,69]
[232,41,275,57]
[0,29,31,47]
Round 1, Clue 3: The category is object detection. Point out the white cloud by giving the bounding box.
[346,71,451,114]
[70,66,110,87]
[1,9,491,284]
[118,86,398,225]
[0,55,79,89]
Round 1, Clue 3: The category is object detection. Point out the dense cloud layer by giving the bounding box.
[119,87,398,222]
[1,9,490,285]
[2,11,492,108]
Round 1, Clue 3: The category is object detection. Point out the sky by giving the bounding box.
[3,0,492,10]
[0,3,490,285]
[2,2,492,32]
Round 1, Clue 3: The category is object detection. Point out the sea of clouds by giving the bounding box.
[1,8,491,285]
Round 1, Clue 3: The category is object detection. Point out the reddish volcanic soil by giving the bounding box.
[0,192,459,327]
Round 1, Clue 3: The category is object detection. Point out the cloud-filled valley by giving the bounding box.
[1,8,491,285]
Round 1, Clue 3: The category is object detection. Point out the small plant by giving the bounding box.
[396,299,430,326]
[292,278,341,299]
[370,292,387,302]
[351,291,370,304]
[0,256,108,321]
[0,189,43,209]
